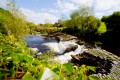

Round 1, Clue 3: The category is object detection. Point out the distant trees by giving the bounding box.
[53,20,63,28]
[102,11,120,33]
[100,11,120,55]
[101,11,120,46]
[27,22,36,34]
[62,6,100,40]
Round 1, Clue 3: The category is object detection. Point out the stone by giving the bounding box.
[64,45,78,53]
[70,51,113,75]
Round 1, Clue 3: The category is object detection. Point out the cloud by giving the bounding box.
[95,0,120,11]
[20,0,120,24]
[71,0,94,6]
[20,8,59,24]
[56,0,120,18]
[94,0,120,18]
[41,8,59,14]
[55,0,77,13]
[1,0,120,23]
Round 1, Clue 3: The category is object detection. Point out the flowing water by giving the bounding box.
[26,34,86,64]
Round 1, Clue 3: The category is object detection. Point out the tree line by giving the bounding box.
[53,6,120,56]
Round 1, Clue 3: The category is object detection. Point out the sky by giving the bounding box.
[0,0,120,24]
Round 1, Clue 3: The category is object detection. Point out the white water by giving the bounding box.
[43,39,77,54]
[26,35,86,64]
[54,45,85,64]
[42,39,86,64]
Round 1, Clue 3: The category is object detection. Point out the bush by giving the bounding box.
[0,7,30,39]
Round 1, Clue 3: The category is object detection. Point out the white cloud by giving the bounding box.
[41,8,59,14]
[1,0,120,23]
[56,0,77,13]
[20,8,59,24]
[94,0,120,18]
[55,0,120,19]
[71,0,94,6]
[20,0,120,24]
[95,0,120,11]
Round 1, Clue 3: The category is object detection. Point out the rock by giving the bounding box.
[76,40,85,45]
[64,45,78,53]
[84,43,95,49]
[47,32,77,41]
[112,61,118,64]
[70,51,113,75]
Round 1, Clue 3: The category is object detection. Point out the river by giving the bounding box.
[25,34,86,64]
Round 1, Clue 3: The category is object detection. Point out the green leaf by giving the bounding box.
[63,63,73,74]
[24,56,33,64]
[87,66,96,72]
[76,73,88,80]
[79,65,87,74]
[37,68,44,80]
[32,59,40,66]
[89,76,100,80]
[12,55,20,64]
[52,66,60,73]
[22,72,33,80]
[29,66,37,72]
[0,70,6,80]
[0,48,2,52]
[9,69,15,77]
[76,73,83,80]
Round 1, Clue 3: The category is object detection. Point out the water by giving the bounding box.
[25,35,58,53]
[26,34,86,64]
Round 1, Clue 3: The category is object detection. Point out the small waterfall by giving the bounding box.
[54,45,85,64]
[26,35,86,64]
[43,39,78,54]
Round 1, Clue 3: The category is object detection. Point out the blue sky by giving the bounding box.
[16,0,56,12]
[0,0,120,24]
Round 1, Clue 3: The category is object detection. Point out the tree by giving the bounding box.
[102,11,120,32]
[27,22,36,34]
[0,1,30,39]
[63,6,100,40]
[101,11,120,46]
[53,19,63,28]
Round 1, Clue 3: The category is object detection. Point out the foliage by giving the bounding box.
[0,6,29,39]
[0,32,100,80]
[98,11,120,55]
[101,11,120,47]
[98,22,106,34]
[0,2,101,80]
[27,22,37,34]
[101,11,120,32]
[62,6,100,41]
[43,23,53,28]
[53,20,64,28]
